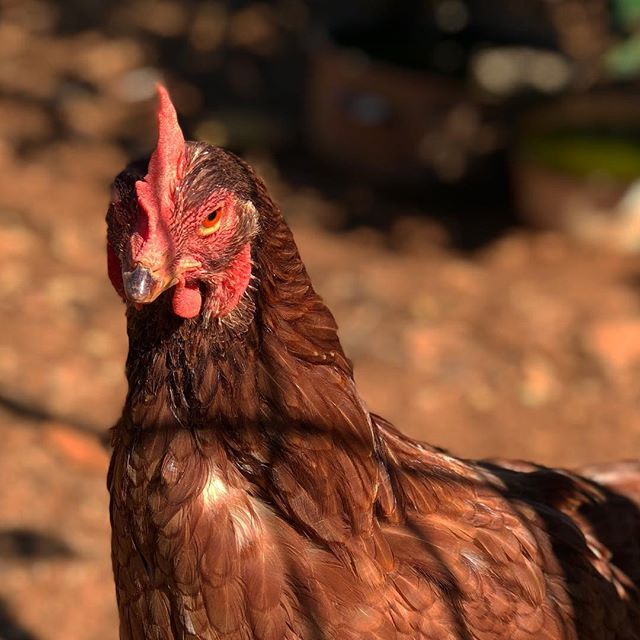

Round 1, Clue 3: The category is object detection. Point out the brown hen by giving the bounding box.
[106,86,640,640]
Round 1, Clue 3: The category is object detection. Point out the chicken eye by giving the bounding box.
[199,208,223,236]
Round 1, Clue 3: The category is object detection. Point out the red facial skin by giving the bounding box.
[161,191,253,320]
[110,190,253,320]
[203,242,252,318]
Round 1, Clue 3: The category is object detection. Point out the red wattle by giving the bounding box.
[172,281,202,319]
[107,244,125,299]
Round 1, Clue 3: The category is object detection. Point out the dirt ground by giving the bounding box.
[1,2,640,639]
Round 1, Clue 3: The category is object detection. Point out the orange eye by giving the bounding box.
[199,208,223,236]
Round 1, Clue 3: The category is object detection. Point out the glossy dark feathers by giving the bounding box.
[108,147,640,639]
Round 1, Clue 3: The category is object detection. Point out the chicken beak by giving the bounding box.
[122,265,174,304]
[122,258,201,305]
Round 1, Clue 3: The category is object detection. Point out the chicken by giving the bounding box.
[106,85,640,640]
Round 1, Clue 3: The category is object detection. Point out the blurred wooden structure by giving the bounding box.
[307,47,466,183]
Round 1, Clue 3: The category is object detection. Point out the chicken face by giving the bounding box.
[107,85,259,320]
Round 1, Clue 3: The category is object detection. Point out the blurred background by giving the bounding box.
[1,0,640,637]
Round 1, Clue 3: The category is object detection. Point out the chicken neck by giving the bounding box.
[114,208,384,547]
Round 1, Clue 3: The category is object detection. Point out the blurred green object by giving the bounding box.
[607,0,640,78]
[606,35,640,78]
[612,0,640,29]
[522,130,640,182]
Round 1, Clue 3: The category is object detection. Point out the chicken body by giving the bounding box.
[110,408,640,640]
[107,89,640,639]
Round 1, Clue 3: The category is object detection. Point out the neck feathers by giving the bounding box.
[122,192,364,440]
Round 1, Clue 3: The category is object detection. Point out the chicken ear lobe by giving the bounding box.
[135,84,186,240]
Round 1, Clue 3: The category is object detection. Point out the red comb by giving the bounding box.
[135,84,186,237]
